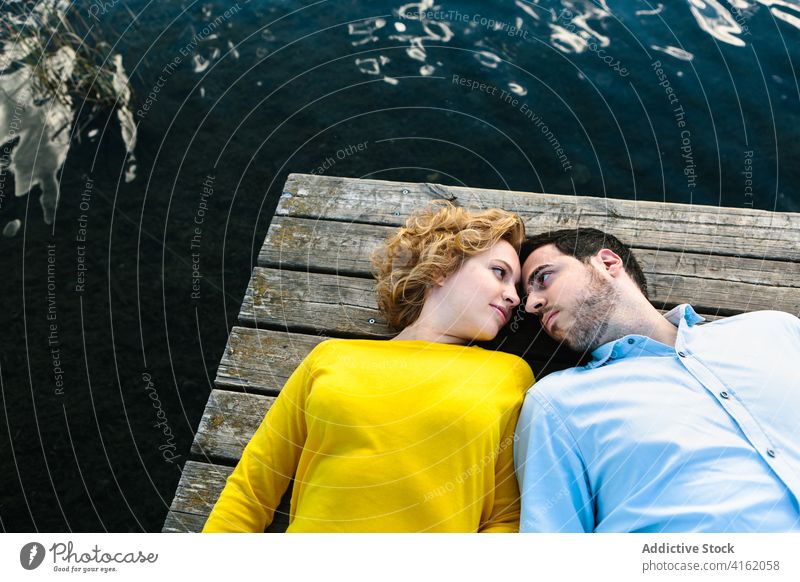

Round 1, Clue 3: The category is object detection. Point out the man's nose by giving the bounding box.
[524,292,545,314]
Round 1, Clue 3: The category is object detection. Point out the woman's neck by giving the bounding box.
[391,321,467,345]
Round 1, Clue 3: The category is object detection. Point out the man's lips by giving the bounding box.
[491,305,509,323]
[542,311,558,331]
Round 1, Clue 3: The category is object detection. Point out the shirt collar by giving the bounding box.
[663,303,705,327]
[585,304,705,369]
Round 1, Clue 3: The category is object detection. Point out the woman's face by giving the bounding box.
[428,239,522,342]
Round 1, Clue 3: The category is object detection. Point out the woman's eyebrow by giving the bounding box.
[493,258,517,277]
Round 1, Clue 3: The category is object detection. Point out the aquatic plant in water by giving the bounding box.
[0,0,136,232]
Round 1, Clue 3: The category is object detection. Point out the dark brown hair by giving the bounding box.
[520,228,648,298]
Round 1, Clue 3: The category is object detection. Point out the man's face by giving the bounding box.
[521,244,618,352]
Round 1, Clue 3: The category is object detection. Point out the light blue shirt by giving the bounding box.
[515,304,800,532]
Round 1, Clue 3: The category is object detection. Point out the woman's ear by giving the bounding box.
[426,266,448,288]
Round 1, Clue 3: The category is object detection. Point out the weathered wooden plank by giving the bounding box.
[647,272,798,315]
[188,390,296,464]
[259,216,387,276]
[637,249,799,289]
[239,267,391,336]
[162,510,208,533]
[260,216,800,289]
[278,174,800,261]
[650,274,799,317]
[162,461,232,533]
[162,461,291,533]
[191,390,275,462]
[240,267,798,335]
[215,328,328,393]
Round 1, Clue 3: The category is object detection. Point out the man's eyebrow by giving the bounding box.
[527,263,553,284]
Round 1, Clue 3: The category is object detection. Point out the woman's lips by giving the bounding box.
[491,305,509,323]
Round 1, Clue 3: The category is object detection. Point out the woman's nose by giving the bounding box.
[503,284,520,308]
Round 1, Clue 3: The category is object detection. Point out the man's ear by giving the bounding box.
[595,248,624,277]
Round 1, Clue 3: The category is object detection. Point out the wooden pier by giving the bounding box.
[162,173,800,532]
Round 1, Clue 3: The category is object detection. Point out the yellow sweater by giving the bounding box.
[202,339,534,532]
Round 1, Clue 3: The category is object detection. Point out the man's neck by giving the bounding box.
[636,314,679,347]
[604,301,679,348]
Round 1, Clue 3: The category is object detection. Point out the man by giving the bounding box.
[514,228,800,532]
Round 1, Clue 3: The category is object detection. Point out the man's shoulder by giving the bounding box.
[526,363,597,401]
[701,310,799,337]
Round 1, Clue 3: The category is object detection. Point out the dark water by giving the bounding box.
[0,0,798,531]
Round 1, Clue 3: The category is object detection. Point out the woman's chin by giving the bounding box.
[469,326,501,343]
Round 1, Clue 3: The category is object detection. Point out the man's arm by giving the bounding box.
[514,390,595,532]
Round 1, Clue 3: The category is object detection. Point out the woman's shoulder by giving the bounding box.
[308,339,533,378]
[470,345,528,364]
[304,337,356,358]
[469,347,535,388]
[304,337,395,360]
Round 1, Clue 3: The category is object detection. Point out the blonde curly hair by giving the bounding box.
[371,203,525,331]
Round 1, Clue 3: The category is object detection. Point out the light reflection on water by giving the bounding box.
[337,1,800,84]
[1,0,799,228]
[0,1,136,231]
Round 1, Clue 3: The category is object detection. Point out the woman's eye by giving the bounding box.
[492,266,506,278]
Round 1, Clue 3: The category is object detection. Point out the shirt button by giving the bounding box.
[720,391,729,399]
[767,449,776,458]
[678,351,687,358]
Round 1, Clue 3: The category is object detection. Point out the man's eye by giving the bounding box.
[531,271,551,289]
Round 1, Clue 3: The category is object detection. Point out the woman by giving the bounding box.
[203,203,534,532]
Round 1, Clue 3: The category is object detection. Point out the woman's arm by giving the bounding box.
[202,348,317,532]
[479,361,534,533]
[479,412,523,533]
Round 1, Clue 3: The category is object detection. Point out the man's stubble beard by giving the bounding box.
[562,268,619,354]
